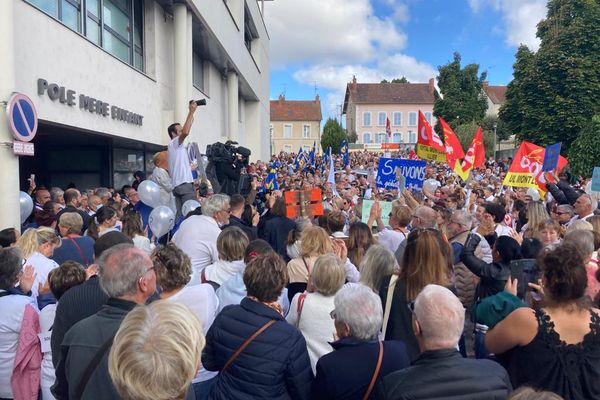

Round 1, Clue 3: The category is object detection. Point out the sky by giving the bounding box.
[263,0,548,121]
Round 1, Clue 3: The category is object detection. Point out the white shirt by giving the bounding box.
[203,259,245,286]
[495,223,514,237]
[168,137,193,187]
[286,292,336,373]
[26,252,59,304]
[216,272,290,315]
[172,215,220,284]
[165,285,219,383]
[568,213,594,226]
[132,234,155,256]
[39,303,56,400]
[0,293,36,399]
[377,228,407,254]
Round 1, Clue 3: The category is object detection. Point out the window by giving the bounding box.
[363,112,371,127]
[244,4,259,53]
[269,124,273,137]
[425,112,432,124]
[283,145,292,153]
[303,124,311,139]
[393,112,402,126]
[28,0,144,71]
[375,133,385,143]
[193,53,204,91]
[283,124,292,138]
[408,112,417,127]
[378,112,386,126]
[393,132,402,143]
[408,130,416,143]
[363,133,371,143]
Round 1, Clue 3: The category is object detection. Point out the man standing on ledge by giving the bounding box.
[168,101,198,219]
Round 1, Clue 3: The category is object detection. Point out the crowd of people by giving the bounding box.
[2,110,600,399]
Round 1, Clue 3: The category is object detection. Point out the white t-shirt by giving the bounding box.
[39,303,56,400]
[26,252,59,303]
[168,137,193,187]
[377,228,407,254]
[165,285,219,383]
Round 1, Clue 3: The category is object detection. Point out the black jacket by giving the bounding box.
[202,297,313,400]
[313,337,409,400]
[381,349,512,399]
[460,234,511,300]
[546,180,580,205]
[263,216,296,262]
[222,215,257,240]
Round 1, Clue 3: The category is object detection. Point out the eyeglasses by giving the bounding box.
[407,301,415,314]
[329,309,337,319]
[139,266,155,281]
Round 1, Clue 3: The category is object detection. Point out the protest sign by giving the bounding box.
[362,200,393,227]
[376,158,426,190]
[542,142,562,172]
[592,167,600,192]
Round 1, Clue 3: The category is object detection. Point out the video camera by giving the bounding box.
[206,141,251,165]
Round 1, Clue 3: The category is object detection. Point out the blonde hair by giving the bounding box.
[311,254,345,296]
[108,301,204,400]
[525,201,550,237]
[58,212,83,235]
[359,245,396,293]
[389,205,412,228]
[17,227,61,258]
[217,226,249,262]
[299,226,332,258]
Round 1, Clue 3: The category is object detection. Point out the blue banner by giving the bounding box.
[542,142,562,172]
[376,158,427,190]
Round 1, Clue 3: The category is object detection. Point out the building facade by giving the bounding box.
[270,95,322,154]
[483,82,507,117]
[343,76,436,149]
[0,0,271,227]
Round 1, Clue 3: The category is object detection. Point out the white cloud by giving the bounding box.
[264,0,407,69]
[468,0,548,51]
[293,55,437,119]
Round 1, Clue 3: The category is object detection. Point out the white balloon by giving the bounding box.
[423,179,441,193]
[19,191,33,224]
[137,180,162,208]
[181,199,200,217]
[148,206,175,238]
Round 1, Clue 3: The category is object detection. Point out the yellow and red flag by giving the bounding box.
[416,111,446,162]
[502,141,568,195]
[438,117,465,168]
[454,127,485,181]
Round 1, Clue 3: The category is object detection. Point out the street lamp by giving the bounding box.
[493,123,498,160]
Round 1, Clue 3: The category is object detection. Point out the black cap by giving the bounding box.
[94,231,134,258]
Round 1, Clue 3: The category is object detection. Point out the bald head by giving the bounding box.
[414,285,464,351]
[412,206,438,229]
[99,244,154,300]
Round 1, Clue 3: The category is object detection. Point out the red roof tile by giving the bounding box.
[483,85,507,104]
[270,97,322,121]
[348,83,435,105]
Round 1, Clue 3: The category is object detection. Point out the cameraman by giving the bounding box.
[167,101,198,219]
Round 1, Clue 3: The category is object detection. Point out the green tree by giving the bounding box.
[568,115,600,177]
[454,121,495,159]
[481,115,511,142]
[434,52,488,131]
[321,118,346,154]
[380,77,410,83]
[347,130,358,144]
[499,0,600,152]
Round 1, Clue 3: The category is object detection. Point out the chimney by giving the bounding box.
[350,75,358,95]
[428,78,435,93]
[278,94,285,103]
[315,94,320,103]
[483,81,489,88]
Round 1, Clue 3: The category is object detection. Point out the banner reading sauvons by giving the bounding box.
[503,141,568,195]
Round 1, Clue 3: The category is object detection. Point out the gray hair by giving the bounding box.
[563,229,595,257]
[50,187,64,202]
[0,247,22,290]
[414,206,438,229]
[334,284,383,340]
[98,244,151,297]
[451,210,473,231]
[581,194,599,212]
[359,245,396,293]
[201,194,230,218]
[95,187,111,200]
[414,285,464,349]
[556,204,575,217]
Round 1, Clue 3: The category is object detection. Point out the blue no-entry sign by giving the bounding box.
[6,93,38,142]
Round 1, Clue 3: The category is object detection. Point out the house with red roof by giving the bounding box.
[270,95,322,154]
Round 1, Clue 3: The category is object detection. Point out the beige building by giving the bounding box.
[483,82,507,117]
[343,76,436,149]
[270,95,322,154]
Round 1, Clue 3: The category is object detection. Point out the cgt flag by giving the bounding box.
[416,111,446,162]
[386,117,392,140]
[454,127,485,181]
[503,141,568,195]
[438,117,465,168]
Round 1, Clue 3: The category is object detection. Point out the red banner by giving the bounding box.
[438,117,465,166]
[416,111,445,161]
[503,141,568,194]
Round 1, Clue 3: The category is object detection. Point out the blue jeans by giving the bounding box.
[193,377,216,400]
[474,330,491,359]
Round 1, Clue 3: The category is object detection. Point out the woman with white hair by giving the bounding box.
[108,301,204,400]
[312,284,410,400]
[358,245,397,294]
[286,253,346,372]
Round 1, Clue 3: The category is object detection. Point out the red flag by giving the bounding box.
[416,111,445,161]
[408,149,419,160]
[503,141,568,195]
[438,117,465,166]
[454,127,485,180]
[386,117,391,139]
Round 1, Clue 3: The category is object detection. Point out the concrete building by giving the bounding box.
[0,0,270,228]
[270,95,322,154]
[342,76,436,150]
